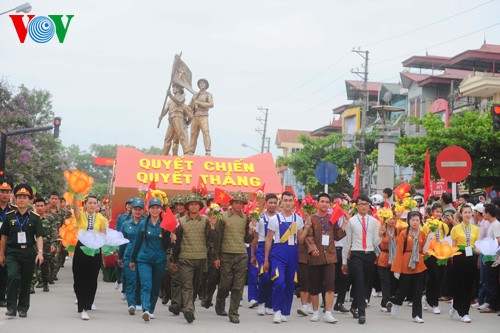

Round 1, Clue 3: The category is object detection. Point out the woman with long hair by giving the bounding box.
[130,198,171,322]
[449,204,479,323]
[72,194,108,320]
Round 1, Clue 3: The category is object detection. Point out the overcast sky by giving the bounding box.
[1,0,499,158]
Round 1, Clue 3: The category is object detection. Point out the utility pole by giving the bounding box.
[351,49,369,194]
[256,106,269,153]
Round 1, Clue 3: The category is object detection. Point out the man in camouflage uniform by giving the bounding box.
[169,195,188,315]
[45,192,72,283]
[201,195,221,309]
[31,198,58,292]
[214,192,256,323]
[0,179,15,307]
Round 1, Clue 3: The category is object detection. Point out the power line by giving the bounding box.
[361,0,496,47]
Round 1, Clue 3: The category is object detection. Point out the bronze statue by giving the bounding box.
[161,84,191,155]
[189,78,214,156]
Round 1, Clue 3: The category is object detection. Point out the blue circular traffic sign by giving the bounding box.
[315,161,338,185]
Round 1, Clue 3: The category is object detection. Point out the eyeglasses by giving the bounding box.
[357,202,370,206]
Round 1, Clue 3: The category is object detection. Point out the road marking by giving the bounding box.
[441,161,467,167]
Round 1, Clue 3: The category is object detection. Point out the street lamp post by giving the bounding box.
[241,143,260,154]
[0,2,31,16]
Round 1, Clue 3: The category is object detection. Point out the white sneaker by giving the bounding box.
[380,306,388,312]
[265,307,274,315]
[297,306,308,316]
[149,313,155,319]
[422,296,428,310]
[377,291,383,297]
[471,302,480,308]
[310,312,320,322]
[477,302,489,310]
[391,304,399,317]
[136,305,142,311]
[460,314,471,323]
[128,306,135,315]
[249,300,258,308]
[281,315,288,322]
[371,288,378,297]
[142,311,151,321]
[432,306,441,314]
[91,304,96,310]
[449,306,456,318]
[365,299,370,307]
[114,281,120,290]
[273,311,282,323]
[413,316,424,323]
[257,304,265,316]
[80,311,90,320]
[407,301,413,307]
[323,313,338,323]
[307,303,314,314]
[121,293,126,301]
[75,299,78,304]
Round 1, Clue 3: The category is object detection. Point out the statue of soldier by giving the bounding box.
[189,79,214,156]
[162,84,191,156]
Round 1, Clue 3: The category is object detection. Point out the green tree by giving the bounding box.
[395,111,500,191]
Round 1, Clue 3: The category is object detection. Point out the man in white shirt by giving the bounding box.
[263,191,305,324]
[479,204,500,313]
[341,194,381,324]
[331,193,350,313]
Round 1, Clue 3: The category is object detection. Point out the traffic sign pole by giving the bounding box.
[452,182,457,202]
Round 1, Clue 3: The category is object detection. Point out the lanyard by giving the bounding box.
[16,214,29,231]
[357,215,369,234]
[461,223,471,246]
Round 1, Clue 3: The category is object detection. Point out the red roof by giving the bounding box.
[275,129,312,145]
[345,80,383,100]
[331,118,342,128]
[400,69,472,88]
[444,43,500,73]
[402,55,450,69]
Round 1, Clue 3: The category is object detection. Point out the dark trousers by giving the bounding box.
[451,253,477,317]
[6,247,36,313]
[391,272,424,318]
[180,258,207,313]
[348,251,376,316]
[424,256,444,307]
[0,264,7,301]
[204,253,220,305]
[334,248,348,305]
[72,242,102,313]
[378,266,398,307]
[216,253,247,319]
[485,261,500,310]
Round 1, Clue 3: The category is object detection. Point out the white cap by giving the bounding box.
[474,203,485,214]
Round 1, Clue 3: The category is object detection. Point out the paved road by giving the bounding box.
[1,258,498,332]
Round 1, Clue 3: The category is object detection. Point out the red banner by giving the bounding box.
[94,157,115,166]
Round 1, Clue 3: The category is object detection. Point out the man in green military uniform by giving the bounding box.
[160,195,180,305]
[214,191,256,323]
[0,184,44,317]
[172,193,217,323]
[45,192,72,283]
[0,179,15,307]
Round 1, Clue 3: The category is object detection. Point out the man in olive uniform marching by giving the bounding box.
[172,193,217,323]
[0,184,44,317]
[168,195,187,315]
[0,179,15,307]
[214,191,256,323]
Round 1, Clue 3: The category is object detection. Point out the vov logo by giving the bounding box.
[10,15,74,43]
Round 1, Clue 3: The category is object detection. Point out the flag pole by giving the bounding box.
[157,51,183,128]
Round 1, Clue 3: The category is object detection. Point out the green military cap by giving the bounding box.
[14,183,33,198]
[230,191,248,204]
[184,193,204,209]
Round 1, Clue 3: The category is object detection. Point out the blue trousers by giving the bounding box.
[270,244,297,316]
[137,260,166,314]
[115,262,123,284]
[256,244,272,307]
[123,259,141,307]
[247,247,259,302]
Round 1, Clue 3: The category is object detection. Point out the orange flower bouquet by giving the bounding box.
[64,169,94,199]
[426,238,462,266]
[59,218,79,253]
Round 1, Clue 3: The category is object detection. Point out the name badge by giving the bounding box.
[322,234,329,246]
[465,246,473,257]
[288,235,294,245]
[17,231,27,244]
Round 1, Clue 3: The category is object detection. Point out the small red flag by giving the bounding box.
[214,188,233,204]
[394,182,411,200]
[160,207,178,232]
[144,181,157,210]
[330,205,344,225]
[253,183,265,196]
[353,161,360,199]
[196,176,208,196]
[423,149,431,203]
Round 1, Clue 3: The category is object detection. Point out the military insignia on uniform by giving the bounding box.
[159,233,163,238]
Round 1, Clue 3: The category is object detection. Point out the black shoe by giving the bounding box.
[201,300,213,309]
[161,296,169,305]
[350,308,359,319]
[184,310,194,323]
[48,281,54,285]
[334,304,350,313]
[30,286,35,294]
[168,304,180,316]
[358,316,366,324]
[0,300,7,307]
[5,309,16,317]
[229,316,240,324]
[54,277,58,281]
[43,284,49,292]
[18,311,27,318]
[36,282,43,288]
[216,309,228,316]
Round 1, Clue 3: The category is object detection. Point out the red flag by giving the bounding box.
[244,199,257,215]
[330,205,344,225]
[144,181,157,210]
[160,207,178,232]
[196,176,208,196]
[253,183,265,196]
[423,149,431,203]
[353,161,360,199]
[394,183,411,200]
[214,188,233,204]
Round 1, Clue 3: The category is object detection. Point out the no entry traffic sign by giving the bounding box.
[436,146,472,183]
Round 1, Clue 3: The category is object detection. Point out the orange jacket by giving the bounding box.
[391,228,427,274]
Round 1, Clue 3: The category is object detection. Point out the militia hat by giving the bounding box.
[184,193,204,209]
[148,198,162,207]
[230,191,248,204]
[131,197,144,209]
[126,198,133,205]
[14,184,33,198]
